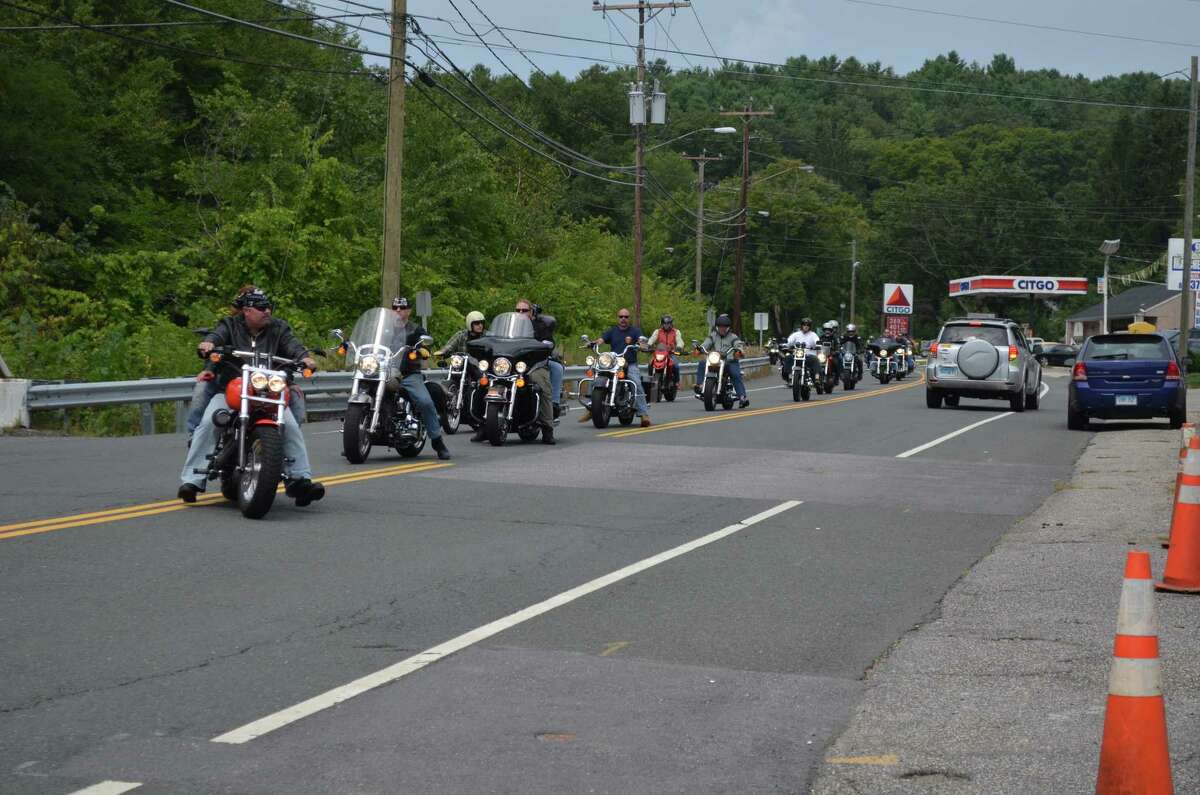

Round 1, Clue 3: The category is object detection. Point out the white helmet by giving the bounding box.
[823,321,835,331]
[846,323,857,333]
[465,310,485,327]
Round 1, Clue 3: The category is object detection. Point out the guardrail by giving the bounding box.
[16,357,770,434]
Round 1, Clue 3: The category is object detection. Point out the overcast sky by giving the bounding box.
[369,0,1186,81]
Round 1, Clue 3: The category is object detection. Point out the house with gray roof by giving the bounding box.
[1063,284,1179,343]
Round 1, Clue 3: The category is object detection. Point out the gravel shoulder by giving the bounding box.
[811,409,1200,793]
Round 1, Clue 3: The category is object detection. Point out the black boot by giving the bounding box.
[470,426,487,442]
[286,478,325,507]
[178,483,202,503]
[553,403,561,420]
[432,436,452,460]
[541,426,556,445]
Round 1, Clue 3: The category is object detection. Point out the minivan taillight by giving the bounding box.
[1072,362,1087,381]
[1166,360,1181,380]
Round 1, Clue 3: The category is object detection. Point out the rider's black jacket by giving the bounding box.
[395,320,430,376]
[203,315,308,388]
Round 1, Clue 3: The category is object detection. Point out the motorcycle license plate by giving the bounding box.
[1115,395,1137,406]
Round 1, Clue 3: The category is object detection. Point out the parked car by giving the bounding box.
[925,317,1042,411]
[1158,328,1200,356]
[1067,333,1186,430]
[1032,342,1079,367]
[919,340,934,357]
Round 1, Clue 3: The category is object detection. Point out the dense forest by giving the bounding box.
[0,1,1190,429]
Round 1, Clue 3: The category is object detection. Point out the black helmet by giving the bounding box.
[661,314,673,326]
[235,288,273,311]
[391,296,410,310]
[715,313,732,327]
[800,317,812,327]
[531,303,542,317]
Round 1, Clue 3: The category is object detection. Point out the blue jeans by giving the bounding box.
[695,358,746,399]
[548,359,564,404]
[627,362,650,417]
[401,373,442,442]
[180,393,310,488]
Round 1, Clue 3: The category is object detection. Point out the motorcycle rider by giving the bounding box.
[782,317,819,384]
[841,322,865,379]
[693,314,749,408]
[896,331,916,372]
[517,298,565,424]
[178,288,324,506]
[384,296,452,460]
[436,310,486,356]
[582,308,652,427]
[645,314,683,389]
[513,297,558,444]
[819,320,843,382]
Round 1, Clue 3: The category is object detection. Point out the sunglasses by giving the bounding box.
[516,307,531,313]
[618,315,630,319]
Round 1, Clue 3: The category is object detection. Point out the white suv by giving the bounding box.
[925,318,1042,412]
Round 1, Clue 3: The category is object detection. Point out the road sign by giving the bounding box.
[1097,276,1106,296]
[415,290,432,317]
[883,283,913,315]
[753,312,769,331]
[884,315,910,337]
[948,276,1088,296]
[1167,238,1200,290]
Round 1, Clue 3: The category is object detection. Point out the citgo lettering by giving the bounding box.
[1014,279,1057,291]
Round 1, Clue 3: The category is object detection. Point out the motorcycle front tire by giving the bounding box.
[485,402,508,446]
[343,402,373,464]
[792,378,802,402]
[441,386,461,435]
[239,425,283,519]
[591,386,612,428]
[702,379,716,411]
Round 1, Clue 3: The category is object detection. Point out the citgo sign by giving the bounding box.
[949,276,1088,297]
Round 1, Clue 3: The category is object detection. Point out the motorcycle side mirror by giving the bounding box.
[419,334,434,347]
[329,328,344,341]
[637,335,648,345]
[580,334,590,342]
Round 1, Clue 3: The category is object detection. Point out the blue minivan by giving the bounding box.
[1068,333,1186,430]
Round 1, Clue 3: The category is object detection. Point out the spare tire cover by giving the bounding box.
[956,338,1000,379]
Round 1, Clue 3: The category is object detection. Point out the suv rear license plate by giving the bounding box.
[938,365,959,376]
[1115,395,1137,406]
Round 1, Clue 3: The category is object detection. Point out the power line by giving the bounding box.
[0,11,382,31]
[689,0,721,61]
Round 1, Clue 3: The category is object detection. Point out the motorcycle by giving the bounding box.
[868,336,903,384]
[766,337,783,366]
[332,307,447,463]
[816,342,839,395]
[467,311,554,445]
[693,340,744,411]
[438,350,481,435]
[840,340,862,391]
[196,345,313,519]
[648,342,680,403]
[781,343,817,402]
[578,335,644,428]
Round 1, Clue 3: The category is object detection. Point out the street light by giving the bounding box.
[1099,239,1120,333]
[850,260,861,326]
[647,126,737,152]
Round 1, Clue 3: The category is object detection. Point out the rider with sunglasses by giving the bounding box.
[581,308,652,428]
[512,298,558,444]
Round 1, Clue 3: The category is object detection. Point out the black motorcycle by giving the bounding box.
[781,343,817,402]
[840,340,862,391]
[868,336,904,384]
[578,335,644,427]
[196,345,313,519]
[467,311,553,445]
[333,308,448,463]
[815,341,840,395]
[438,351,481,435]
[693,340,744,411]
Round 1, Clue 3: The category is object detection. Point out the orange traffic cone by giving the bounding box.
[1159,437,1200,594]
[1170,434,1200,535]
[1096,551,1174,794]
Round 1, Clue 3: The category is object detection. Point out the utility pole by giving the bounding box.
[381,0,407,305]
[593,2,689,326]
[682,150,722,301]
[1179,54,1198,359]
[849,239,858,327]
[720,105,773,335]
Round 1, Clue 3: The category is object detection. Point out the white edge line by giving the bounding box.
[897,412,1013,458]
[1039,380,1050,398]
[68,783,142,795]
[211,499,804,744]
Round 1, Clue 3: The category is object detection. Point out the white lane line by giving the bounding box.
[896,382,1050,459]
[748,384,787,392]
[68,783,142,795]
[212,500,803,745]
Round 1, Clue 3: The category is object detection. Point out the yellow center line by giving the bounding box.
[826,754,900,766]
[0,461,452,541]
[599,375,925,438]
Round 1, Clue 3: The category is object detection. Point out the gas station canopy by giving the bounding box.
[948,275,1089,297]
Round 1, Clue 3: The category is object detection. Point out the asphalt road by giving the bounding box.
[0,367,1091,794]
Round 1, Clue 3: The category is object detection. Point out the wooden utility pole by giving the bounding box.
[1179,54,1198,359]
[381,0,407,305]
[720,105,773,335]
[682,150,722,301]
[849,239,858,327]
[593,2,690,326]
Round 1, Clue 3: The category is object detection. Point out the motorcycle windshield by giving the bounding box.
[348,308,403,362]
[843,341,858,355]
[488,312,535,339]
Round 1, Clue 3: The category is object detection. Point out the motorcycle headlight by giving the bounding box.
[249,371,269,390]
[585,355,596,366]
[879,350,889,357]
[817,352,827,363]
[358,354,380,376]
[906,348,912,356]
[516,361,528,374]
[493,357,512,377]
[478,359,489,372]
[267,375,286,393]
[616,356,626,368]
[655,352,666,361]
[598,352,615,369]
[449,354,464,369]
[707,351,721,365]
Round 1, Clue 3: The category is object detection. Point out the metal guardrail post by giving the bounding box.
[174,400,188,435]
[139,403,156,435]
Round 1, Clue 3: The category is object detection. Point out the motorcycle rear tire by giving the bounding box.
[485,402,508,446]
[618,411,635,426]
[238,425,283,520]
[343,403,373,464]
[800,385,811,401]
[518,425,541,442]
[879,373,891,384]
[702,379,716,411]
[843,378,855,391]
[220,474,238,502]
[591,387,612,428]
[721,394,734,411]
